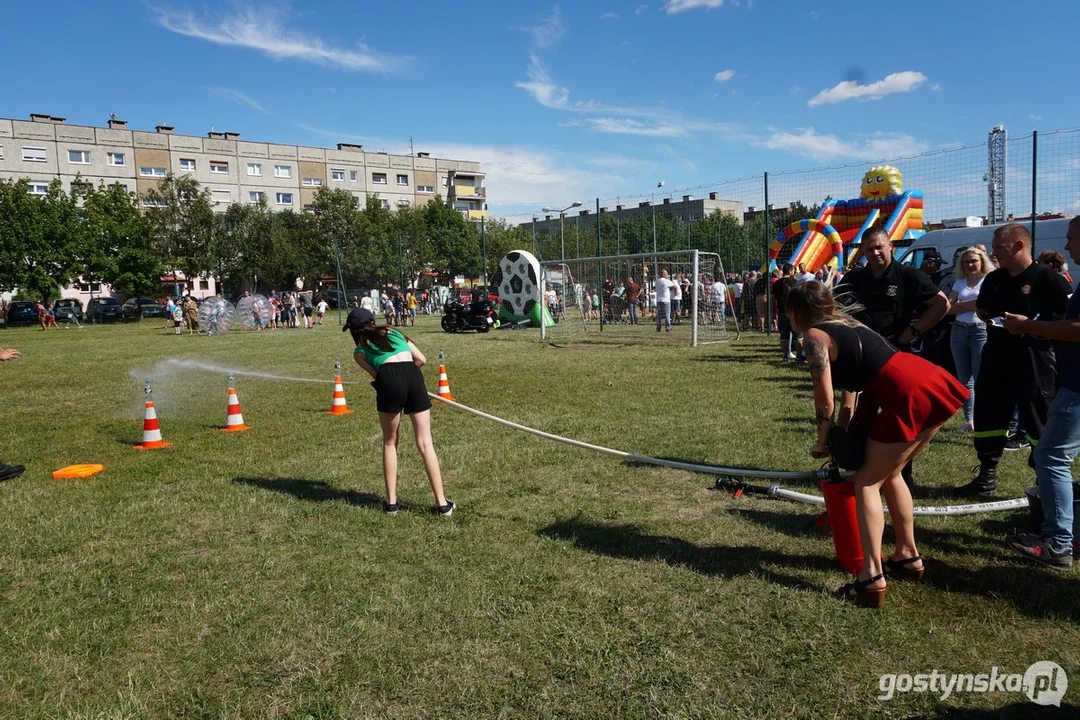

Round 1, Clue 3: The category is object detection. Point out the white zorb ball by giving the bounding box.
[196,296,237,335]
[236,294,272,330]
[497,250,541,318]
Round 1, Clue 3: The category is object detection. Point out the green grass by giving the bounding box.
[0,316,1077,719]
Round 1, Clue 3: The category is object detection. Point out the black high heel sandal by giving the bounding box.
[883,556,924,583]
[836,573,886,608]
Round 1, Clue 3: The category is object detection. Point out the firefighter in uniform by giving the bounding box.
[956,223,1072,496]
[836,227,951,490]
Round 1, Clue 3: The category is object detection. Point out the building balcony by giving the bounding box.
[467,209,488,221]
[451,185,485,198]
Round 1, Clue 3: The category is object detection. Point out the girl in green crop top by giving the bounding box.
[344,308,454,517]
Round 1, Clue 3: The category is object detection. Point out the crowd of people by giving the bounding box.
[784,220,1080,606]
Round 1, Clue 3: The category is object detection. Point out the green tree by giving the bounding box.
[395,203,434,288]
[424,197,480,283]
[76,181,164,297]
[0,179,81,301]
[144,174,217,290]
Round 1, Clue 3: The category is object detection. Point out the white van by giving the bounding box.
[895,218,1073,270]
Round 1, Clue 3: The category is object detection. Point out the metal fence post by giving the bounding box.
[763,172,772,336]
[1031,130,1038,251]
[597,197,604,332]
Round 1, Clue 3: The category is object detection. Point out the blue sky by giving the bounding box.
[2,0,1077,219]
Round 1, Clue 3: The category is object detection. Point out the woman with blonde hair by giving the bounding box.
[947,246,993,431]
[787,282,968,607]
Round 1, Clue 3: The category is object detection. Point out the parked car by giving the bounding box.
[4,301,39,326]
[87,297,124,323]
[324,289,347,309]
[52,298,83,322]
[122,298,166,320]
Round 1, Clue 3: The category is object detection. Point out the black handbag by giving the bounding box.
[826,327,867,471]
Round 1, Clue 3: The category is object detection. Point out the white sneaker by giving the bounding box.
[960,421,974,432]
[785,353,797,360]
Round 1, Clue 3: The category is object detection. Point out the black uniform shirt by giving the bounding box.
[835,261,940,339]
[977,263,1071,349]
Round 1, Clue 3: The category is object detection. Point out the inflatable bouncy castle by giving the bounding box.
[768,166,925,273]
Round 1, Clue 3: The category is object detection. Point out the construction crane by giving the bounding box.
[984,125,1007,224]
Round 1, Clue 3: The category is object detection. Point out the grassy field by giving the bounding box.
[0,314,1077,719]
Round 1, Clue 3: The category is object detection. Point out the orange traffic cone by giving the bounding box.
[222,376,251,432]
[325,359,353,415]
[434,350,456,402]
[134,380,172,450]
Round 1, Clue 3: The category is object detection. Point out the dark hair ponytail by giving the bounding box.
[350,325,412,353]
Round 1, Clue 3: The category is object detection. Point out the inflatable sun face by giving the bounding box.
[860,165,902,202]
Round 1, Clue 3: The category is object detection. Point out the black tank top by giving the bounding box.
[818,323,897,392]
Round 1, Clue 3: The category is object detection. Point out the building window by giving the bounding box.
[211,189,231,204]
[78,282,102,293]
[349,170,358,182]
[68,149,91,164]
[139,167,167,177]
[210,161,228,174]
[302,177,323,187]
[179,158,196,171]
[454,203,472,212]
[331,169,346,181]
[274,165,291,178]
[276,192,293,205]
[397,174,409,186]
[396,200,410,208]
[380,199,389,208]
[0,145,4,160]
[141,197,167,207]
[456,177,475,187]
[27,183,49,195]
[22,146,47,163]
[372,173,387,184]
[108,152,126,167]
[417,185,434,193]
[249,191,264,204]
[247,163,262,176]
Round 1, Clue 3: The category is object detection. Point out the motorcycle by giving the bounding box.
[441,298,499,333]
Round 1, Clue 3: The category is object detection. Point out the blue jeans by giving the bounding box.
[778,314,799,356]
[1034,387,1080,551]
[950,322,986,423]
[656,301,671,331]
[628,303,638,324]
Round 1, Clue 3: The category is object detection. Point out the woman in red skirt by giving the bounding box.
[787,282,968,608]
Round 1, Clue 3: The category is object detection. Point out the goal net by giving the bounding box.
[539,250,740,345]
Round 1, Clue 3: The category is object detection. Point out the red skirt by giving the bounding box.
[855,352,970,443]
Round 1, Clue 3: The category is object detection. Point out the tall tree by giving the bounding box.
[77,181,164,297]
[143,174,217,290]
[0,179,81,301]
[423,195,479,283]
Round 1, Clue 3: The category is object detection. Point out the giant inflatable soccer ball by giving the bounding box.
[236,294,272,330]
[196,296,237,335]
[498,250,543,323]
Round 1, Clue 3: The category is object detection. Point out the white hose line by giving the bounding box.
[769,488,1028,516]
[430,394,1031,517]
[431,394,825,480]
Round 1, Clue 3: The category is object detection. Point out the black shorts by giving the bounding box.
[304,307,313,317]
[374,362,432,415]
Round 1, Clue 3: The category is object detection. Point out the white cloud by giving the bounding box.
[206,86,268,113]
[587,118,688,137]
[151,4,402,73]
[515,53,572,110]
[929,82,942,91]
[789,85,802,94]
[808,71,928,107]
[713,69,735,83]
[635,4,648,14]
[755,128,929,161]
[600,12,619,19]
[1029,114,1044,121]
[518,6,566,49]
[664,0,727,13]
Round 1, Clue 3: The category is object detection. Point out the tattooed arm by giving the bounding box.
[803,328,835,455]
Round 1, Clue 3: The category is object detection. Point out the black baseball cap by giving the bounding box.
[923,250,943,263]
[342,307,375,331]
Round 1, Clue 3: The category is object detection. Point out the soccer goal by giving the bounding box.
[539,249,740,345]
